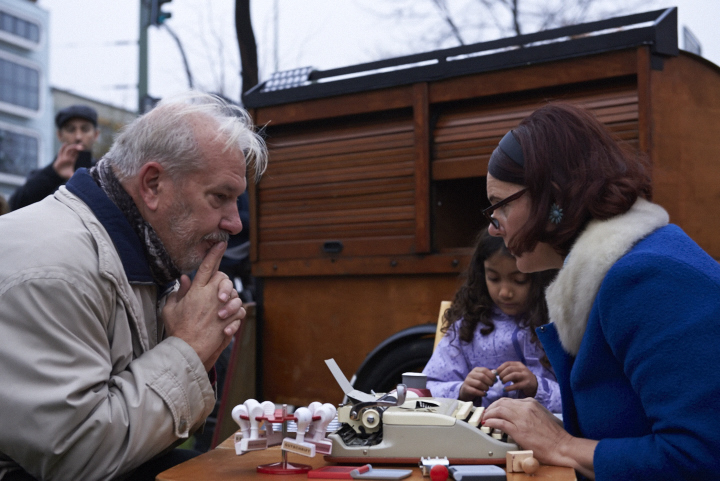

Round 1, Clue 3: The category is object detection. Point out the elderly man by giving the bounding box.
[10,104,101,211]
[0,92,267,480]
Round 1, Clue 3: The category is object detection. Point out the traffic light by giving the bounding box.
[150,0,172,26]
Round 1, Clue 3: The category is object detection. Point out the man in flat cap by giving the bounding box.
[9,104,100,210]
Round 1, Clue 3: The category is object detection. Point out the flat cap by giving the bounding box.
[55,105,98,129]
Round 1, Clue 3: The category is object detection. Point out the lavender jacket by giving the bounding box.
[422,309,561,412]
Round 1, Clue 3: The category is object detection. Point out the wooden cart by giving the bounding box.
[240,7,720,407]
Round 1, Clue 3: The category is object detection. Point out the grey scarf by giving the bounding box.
[90,159,181,285]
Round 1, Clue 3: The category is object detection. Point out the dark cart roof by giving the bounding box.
[243,7,678,108]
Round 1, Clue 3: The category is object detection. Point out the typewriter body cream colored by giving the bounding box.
[323,359,519,465]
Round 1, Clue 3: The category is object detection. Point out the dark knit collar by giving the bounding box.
[65,168,155,285]
[89,159,181,286]
[65,162,179,291]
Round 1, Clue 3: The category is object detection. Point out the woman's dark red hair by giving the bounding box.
[496,103,653,256]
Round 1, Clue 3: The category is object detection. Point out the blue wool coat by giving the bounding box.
[539,223,720,480]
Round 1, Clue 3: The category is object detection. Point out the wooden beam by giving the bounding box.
[413,82,431,254]
[254,86,414,126]
[429,49,639,104]
[252,251,470,277]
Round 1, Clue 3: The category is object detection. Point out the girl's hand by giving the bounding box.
[459,367,497,401]
[496,361,538,397]
[482,398,597,478]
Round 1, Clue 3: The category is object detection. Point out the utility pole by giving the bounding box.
[138,0,174,113]
[138,0,150,113]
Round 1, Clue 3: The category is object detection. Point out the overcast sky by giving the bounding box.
[36,0,720,112]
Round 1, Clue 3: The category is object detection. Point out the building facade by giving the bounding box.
[0,0,52,199]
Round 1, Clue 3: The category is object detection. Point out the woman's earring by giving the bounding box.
[549,203,563,224]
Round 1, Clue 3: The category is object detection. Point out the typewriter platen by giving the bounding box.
[324,359,519,464]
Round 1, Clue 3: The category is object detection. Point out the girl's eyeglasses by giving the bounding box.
[482,188,528,229]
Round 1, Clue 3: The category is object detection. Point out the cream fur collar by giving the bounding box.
[545,198,669,355]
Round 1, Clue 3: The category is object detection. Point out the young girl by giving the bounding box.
[422,230,560,411]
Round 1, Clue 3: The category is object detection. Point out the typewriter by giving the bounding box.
[324,359,519,464]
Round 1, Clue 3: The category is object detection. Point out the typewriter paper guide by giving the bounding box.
[325,358,376,403]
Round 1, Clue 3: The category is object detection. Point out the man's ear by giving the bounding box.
[137,162,164,211]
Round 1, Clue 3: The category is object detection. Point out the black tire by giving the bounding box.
[352,336,434,394]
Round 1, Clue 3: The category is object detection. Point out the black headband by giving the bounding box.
[498,130,524,167]
[487,130,525,185]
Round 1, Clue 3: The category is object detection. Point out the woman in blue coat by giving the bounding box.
[480,103,720,480]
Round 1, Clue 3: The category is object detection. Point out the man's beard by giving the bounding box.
[167,199,229,273]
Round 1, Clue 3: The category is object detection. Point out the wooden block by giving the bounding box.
[506,450,533,473]
[521,457,540,475]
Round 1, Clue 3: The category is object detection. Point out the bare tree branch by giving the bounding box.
[368,0,658,53]
[206,1,228,96]
[511,0,520,35]
[162,24,194,89]
[235,0,259,96]
[431,0,466,44]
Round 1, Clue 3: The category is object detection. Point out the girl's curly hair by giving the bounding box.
[443,230,556,360]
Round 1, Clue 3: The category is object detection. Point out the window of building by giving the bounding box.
[0,54,40,113]
[0,125,40,177]
[0,10,41,46]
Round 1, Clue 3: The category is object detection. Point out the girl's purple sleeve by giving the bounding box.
[526,358,562,413]
[422,331,468,400]
[519,325,561,412]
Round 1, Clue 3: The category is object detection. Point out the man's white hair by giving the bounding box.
[105,91,267,182]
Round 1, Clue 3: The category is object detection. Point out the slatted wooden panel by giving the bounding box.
[432,87,641,180]
[257,115,417,260]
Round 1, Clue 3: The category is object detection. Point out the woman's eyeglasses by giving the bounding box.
[482,188,528,229]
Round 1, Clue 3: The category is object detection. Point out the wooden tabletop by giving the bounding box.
[157,434,576,481]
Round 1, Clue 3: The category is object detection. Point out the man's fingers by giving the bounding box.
[204,335,234,372]
[217,277,235,303]
[164,275,191,309]
[224,319,241,337]
[176,274,192,299]
[60,142,81,152]
[58,143,82,158]
[193,241,227,286]
[219,299,245,320]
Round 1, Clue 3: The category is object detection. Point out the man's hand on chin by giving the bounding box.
[162,241,245,371]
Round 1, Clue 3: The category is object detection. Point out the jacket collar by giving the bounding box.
[65,168,155,285]
[545,198,669,355]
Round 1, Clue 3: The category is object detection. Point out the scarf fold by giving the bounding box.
[90,159,181,285]
[545,198,669,355]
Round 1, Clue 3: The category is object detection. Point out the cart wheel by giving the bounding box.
[352,334,434,394]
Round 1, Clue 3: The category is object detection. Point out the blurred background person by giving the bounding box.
[9,104,99,211]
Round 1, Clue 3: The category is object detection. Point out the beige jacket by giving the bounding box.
[0,186,215,480]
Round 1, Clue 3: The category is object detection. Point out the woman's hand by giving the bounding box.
[482,398,597,479]
[459,367,497,401]
[496,361,538,397]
